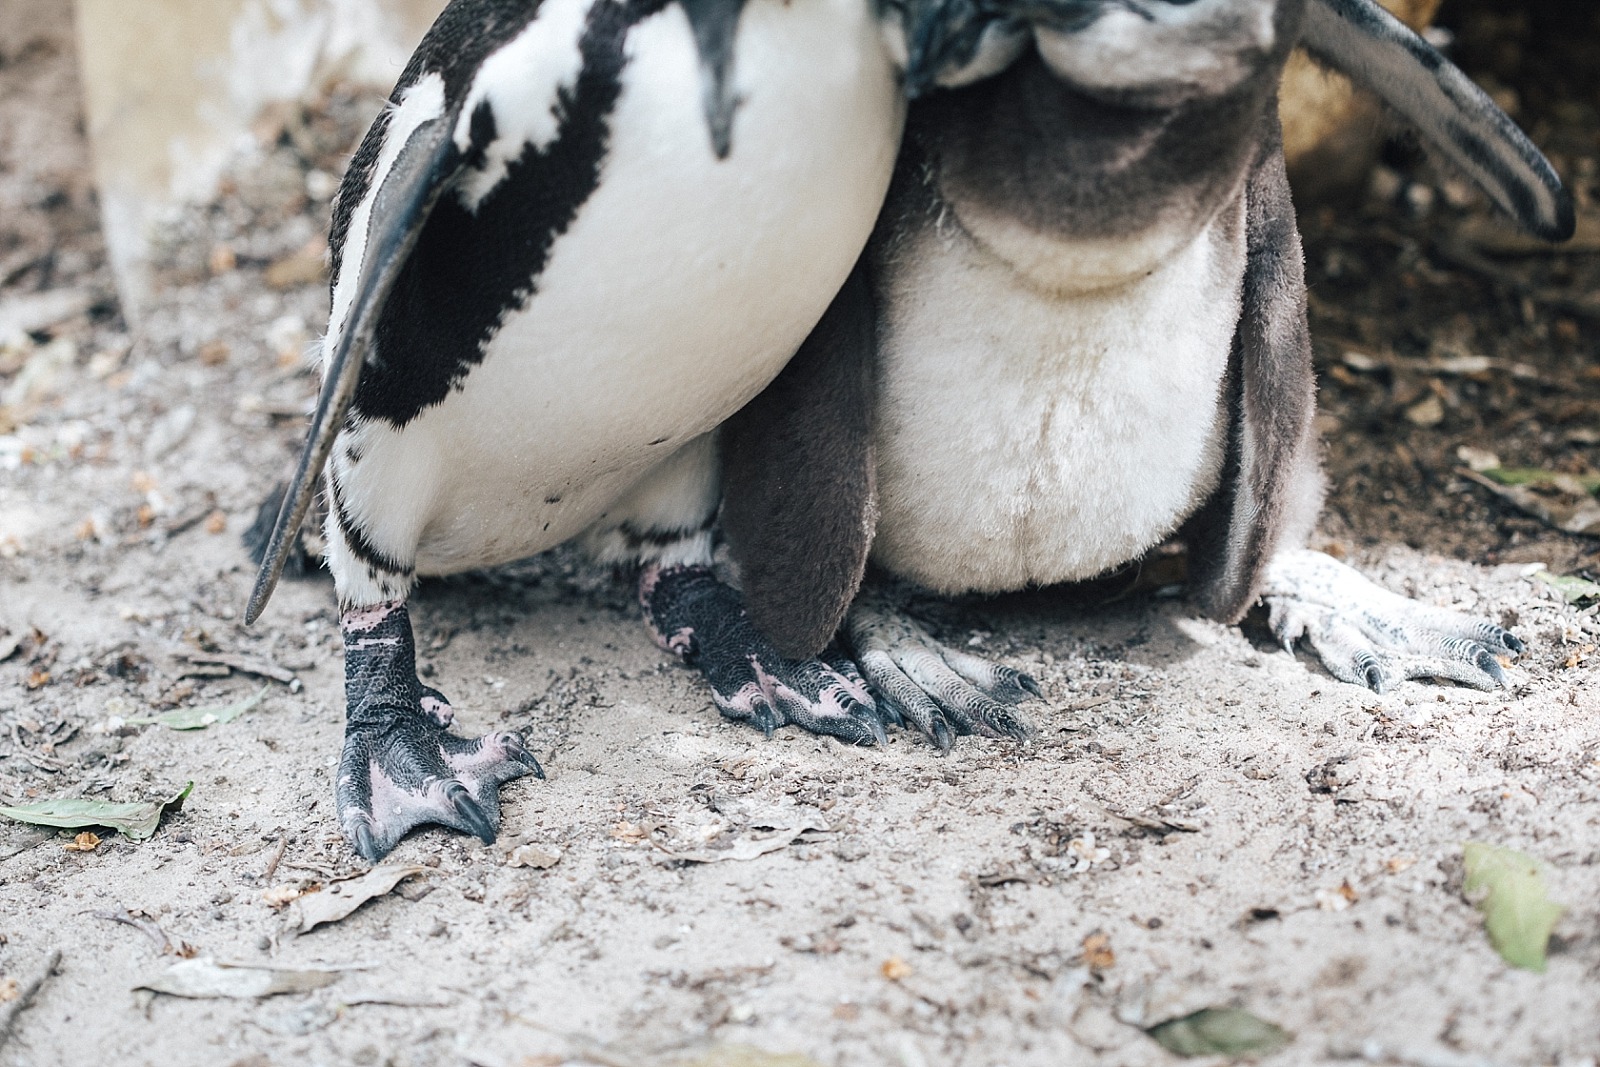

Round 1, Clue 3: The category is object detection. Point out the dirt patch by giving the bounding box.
[2,4,1598,1066]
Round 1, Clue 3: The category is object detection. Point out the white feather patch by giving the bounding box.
[870,196,1249,594]
[453,0,593,212]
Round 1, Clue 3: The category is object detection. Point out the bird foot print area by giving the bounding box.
[1261,549,1524,694]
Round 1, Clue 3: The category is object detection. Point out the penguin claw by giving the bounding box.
[845,595,1042,749]
[335,601,542,861]
[642,565,893,746]
[336,714,541,861]
[1261,549,1521,694]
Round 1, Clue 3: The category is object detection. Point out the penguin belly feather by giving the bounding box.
[324,0,903,603]
[869,198,1249,595]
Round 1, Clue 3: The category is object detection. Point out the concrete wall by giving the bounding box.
[74,0,446,317]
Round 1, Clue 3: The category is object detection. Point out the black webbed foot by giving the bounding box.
[641,564,889,746]
[338,602,543,861]
[845,591,1041,752]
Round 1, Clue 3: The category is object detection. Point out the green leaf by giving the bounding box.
[1534,570,1600,605]
[0,781,193,841]
[129,686,268,730]
[1146,1008,1292,1058]
[1463,842,1565,972]
[1481,467,1600,494]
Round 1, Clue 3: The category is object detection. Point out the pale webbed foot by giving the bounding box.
[338,602,543,861]
[1260,549,1523,693]
[844,592,1041,752]
[640,564,890,746]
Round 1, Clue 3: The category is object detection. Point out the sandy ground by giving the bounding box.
[3,4,1600,1066]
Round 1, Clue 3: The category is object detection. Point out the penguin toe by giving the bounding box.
[1262,549,1521,695]
[846,595,1042,750]
[642,565,893,745]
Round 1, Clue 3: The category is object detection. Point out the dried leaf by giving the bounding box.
[506,844,563,870]
[1461,469,1600,536]
[1145,1007,1292,1058]
[134,957,346,999]
[287,864,425,933]
[653,809,827,865]
[880,957,912,981]
[0,782,192,840]
[129,686,268,730]
[679,1046,827,1067]
[1080,932,1116,971]
[1534,570,1600,605]
[63,831,101,852]
[262,884,310,909]
[1463,842,1565,972]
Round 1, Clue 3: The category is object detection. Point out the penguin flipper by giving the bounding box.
[1185,113,1320,623]
[245,114,461,624]
[720,261,879,661]
[1302,0,1574,241]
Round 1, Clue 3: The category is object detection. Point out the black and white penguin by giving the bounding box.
[689,0,1574,749]
[246,0,904,859]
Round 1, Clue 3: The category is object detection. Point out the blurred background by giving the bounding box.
[0,0,1596,574]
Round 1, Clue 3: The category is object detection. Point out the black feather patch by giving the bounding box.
[349,0,667,428]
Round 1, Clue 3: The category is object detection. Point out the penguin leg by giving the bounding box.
[1260,549,1523,693]
[337,600,543,861]
[640,563,891,746]
[844,588,1041,753]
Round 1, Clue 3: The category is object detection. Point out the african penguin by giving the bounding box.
[246,0,904,860]
[681,0,1574,749]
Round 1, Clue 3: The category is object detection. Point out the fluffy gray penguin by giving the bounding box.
[246,0,904,859]
[705,0,1574,749]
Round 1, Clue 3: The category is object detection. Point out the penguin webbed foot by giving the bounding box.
[845,592,1041,752]
[337,602,543,862]
[641,564,889,746]
[1261,549,1522,694]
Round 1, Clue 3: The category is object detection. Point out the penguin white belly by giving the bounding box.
[870,200,1247,595]
[332,0,902,582]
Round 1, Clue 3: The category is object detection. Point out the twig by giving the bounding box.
[185,651,297,685]
[258,836,288,883]
[0,949,62,1051]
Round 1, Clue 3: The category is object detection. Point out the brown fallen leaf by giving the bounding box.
[880,957,912,981]
[1460,469,1600,536]
[286,864,426,933]
[262,883,312,909]
[203,510,227,534]
[1081,932,1116,971]
[64,831,100,852]
[0,977,18,1003]
[611,821,649,844]
[506,844,563,870]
